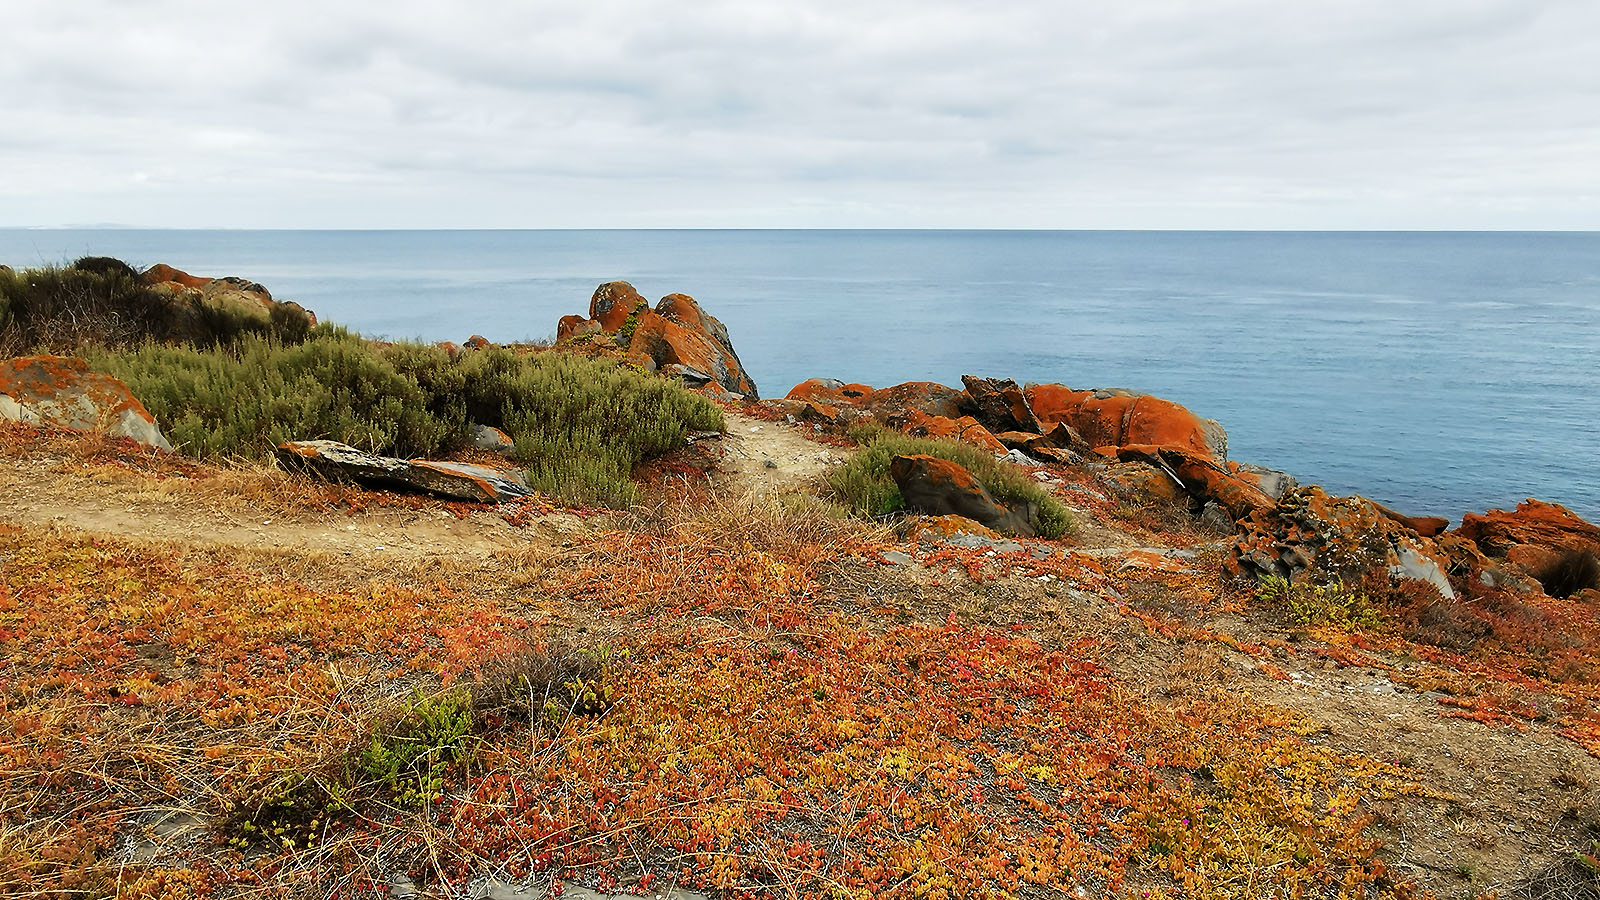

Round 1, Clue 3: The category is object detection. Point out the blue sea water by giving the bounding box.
[3,229,1598,523]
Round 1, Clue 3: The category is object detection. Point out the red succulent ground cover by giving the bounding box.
[5,419,1600,899]
[1,499,1449,900]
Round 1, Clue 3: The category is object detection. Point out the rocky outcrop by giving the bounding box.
[892,410,1007,454]
[141,263,317,343]
[1455,500,1600,577]
[889,454,1036,537]
[142,263,210,289]
[1025,384,1227,461]
[785,376,1227,471]
[1228,486,1457,598]
[785,379,966,421]
[1229,462,1298,501]
[0,356,171,450]
[276,440,529,503]
[1456,500,1600,557]
[557,283,757,398]
[1117,445,1275,523]
[960,376,1041,434]
[992,423,1090,464]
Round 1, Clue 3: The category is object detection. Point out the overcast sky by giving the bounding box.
[3,0,1598,229]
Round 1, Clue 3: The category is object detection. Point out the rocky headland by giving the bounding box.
[4,259,1600,900]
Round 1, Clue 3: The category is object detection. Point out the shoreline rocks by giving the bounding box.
[140,262,317,344]
[556,283,758,399]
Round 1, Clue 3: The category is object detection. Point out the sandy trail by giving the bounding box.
[712,411,849,497]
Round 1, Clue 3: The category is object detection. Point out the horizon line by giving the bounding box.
[5,225,1600,234]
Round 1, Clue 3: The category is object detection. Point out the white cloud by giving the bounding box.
[2,0,1597,227]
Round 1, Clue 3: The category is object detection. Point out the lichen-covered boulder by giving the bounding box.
[141,263,211,289]
[785,378,967,421]
[142,263,316,342]
[276,440,529,503]
[1228,485,1456,598]
[1456,500,1600,558]
[1454,499,1600,580]
[589,281,648,332]
[892,410,1007,454]
[0,355,171,450]
[889,454,1036,537]
[557,283,758,398]
[1024,383,1226,461]
[1118,445,1274,523]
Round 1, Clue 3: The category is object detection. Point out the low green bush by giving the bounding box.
[1255,574,1379,629]
[0,260,175,355]
[826,428,1074,538]
[85,333,724,507]
[455,348,722,507]
[0,257,307,354]
[85,328,454,459]
[358,688,476,806]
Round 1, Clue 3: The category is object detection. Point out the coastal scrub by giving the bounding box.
[85,332,723,506]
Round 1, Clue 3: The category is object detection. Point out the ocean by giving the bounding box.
[3,229,1597,523]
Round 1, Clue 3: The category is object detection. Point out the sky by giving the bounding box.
[3,0,1598,229]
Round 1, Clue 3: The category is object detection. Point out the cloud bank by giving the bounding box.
[3,0,1597,228]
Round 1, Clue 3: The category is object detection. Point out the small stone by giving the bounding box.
[763,459,778,469]
[882,550,915,566]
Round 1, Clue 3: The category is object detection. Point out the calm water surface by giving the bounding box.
[4,229,1597,522]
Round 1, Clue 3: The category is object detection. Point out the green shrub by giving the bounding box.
[358,688,476,806]
[84,335,724,507]
[452,347,723,507]
[0,262,177,354]
[826,429,1074,538]
[85,329,457,459]
[0,258,304,354]
[1256,575,1378,629]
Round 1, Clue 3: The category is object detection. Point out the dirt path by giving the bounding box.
[0,412,843,568]
[713,411,849,496]
[0,452,586,567]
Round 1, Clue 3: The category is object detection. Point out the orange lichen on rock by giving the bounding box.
[785,379,877,406]
[0,355,171,450]
[915,514,1003,540]
[1118,445,1274,523]
[140,262,212,289]
[897,409,1007,453]
[588,281,649,332]
[556,315,600,341]
[1025,383,1224,460]
[1456,499,1600,558]
[557,283,758,397]
[889,453,1035,536]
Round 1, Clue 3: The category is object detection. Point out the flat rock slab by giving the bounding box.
[276,440,529,503]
